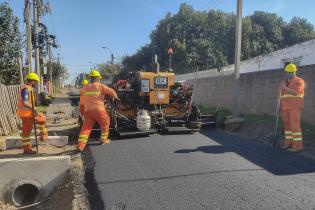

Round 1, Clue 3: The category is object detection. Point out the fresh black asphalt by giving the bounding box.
[86,130,315,210]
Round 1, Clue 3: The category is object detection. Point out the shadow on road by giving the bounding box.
[175,145,228,154]
[175,130,315,176]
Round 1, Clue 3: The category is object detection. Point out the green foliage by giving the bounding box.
[96,63,121,79]
[283,17,315,46]
[43,62,69,82]
[0,2,22,85]
[241,113,277,124]
[122,4,315,75]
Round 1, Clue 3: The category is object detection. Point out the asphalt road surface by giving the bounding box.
[86,130,315,210]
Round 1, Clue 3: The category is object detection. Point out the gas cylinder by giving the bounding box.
[136,110,151,131]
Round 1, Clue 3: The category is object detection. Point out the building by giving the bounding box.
[177,39,315,81]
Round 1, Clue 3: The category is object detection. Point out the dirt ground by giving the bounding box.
[0,90,90,209]
[0,110,89,209]
[0,120,79,159]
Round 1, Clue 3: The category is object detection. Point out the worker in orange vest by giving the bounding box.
[82,79,88,86]
[77,70,119,152]
[17,73,48,154]
[280,63,305,152]
[79,79,88,115]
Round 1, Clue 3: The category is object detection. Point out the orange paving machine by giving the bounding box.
[107,68,211,137]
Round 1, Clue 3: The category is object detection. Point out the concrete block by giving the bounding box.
[46,119,77,127]
[1,136,68,150]
[47,103,73,115]
[225,117,245,132]
[0,156,70,206]
[46,113,72,121]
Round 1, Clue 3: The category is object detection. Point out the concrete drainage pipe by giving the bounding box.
[7,180,41,207]
[12,183,39,206]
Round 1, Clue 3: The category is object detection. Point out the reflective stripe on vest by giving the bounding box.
[82,83,101,96]
[82,91,100,96]
[281,94,304,99]
[17,104,31,111]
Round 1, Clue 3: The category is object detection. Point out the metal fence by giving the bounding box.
[0,85,21,135]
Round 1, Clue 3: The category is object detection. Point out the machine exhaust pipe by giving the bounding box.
[154,54,160,73]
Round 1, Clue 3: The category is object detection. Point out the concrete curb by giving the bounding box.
[1,136,68,150]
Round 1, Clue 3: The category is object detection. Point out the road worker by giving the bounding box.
[280,63,305,152]
[77,70,119,152]
[79,79,89,119]
[17,73,48,154]
[82,79,88,86]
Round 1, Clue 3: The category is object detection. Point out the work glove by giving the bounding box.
[35,114,47,125]
[111,96,120,103]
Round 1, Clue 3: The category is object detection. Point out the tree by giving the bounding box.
[121,4,315,76]
[96,63,121,77]
[0,2,22,85]
[283,17,315,46]
[43,62,69,82]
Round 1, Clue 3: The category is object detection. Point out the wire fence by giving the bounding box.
[0,85,21,136]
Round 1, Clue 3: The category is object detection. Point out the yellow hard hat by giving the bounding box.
[82,79,88,86]
[285,63,297,73]
[88,70,102,78]
[26,72,40,82]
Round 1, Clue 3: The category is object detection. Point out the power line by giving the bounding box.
[207,0,221,10]
[207,0,224,11]
[202,0,217,10]
[213,0,224,10]
[45,0,61,56]
[61,64,94,67]
[47,0,57,40]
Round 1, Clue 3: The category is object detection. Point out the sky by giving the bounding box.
[4,0,315,83]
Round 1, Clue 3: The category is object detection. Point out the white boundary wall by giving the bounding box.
[176,39,315,81]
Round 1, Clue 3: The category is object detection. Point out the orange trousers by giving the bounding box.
[281,107,303,150]
[20,117,48,151]
[77,110,110,151]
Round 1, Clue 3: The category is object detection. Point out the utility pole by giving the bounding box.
[101,46,114,65]
[45,29,55,97]
[33,0,41,92]
[25,0,32,73]
[18,57,24,84]
[168,48,173,69]
[232,0,242,116]
[57,54,61,93]
[48,43,53,97]
[111,53,114,66]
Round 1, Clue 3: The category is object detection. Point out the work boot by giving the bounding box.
[23,149,36,154]
[287,148,303,153]
[280,144,291,150]
[100,139,110,145]
[76,145,84,152]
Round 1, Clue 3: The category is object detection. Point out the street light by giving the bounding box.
[89,62,96,70]
[102,46,114,66]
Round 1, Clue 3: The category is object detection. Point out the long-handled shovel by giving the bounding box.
[30,90,39,156]
[272,90,282,147]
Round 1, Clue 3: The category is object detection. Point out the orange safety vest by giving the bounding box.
[280,76,305,110]
[17,85,35,118]
[81,82,106,112]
